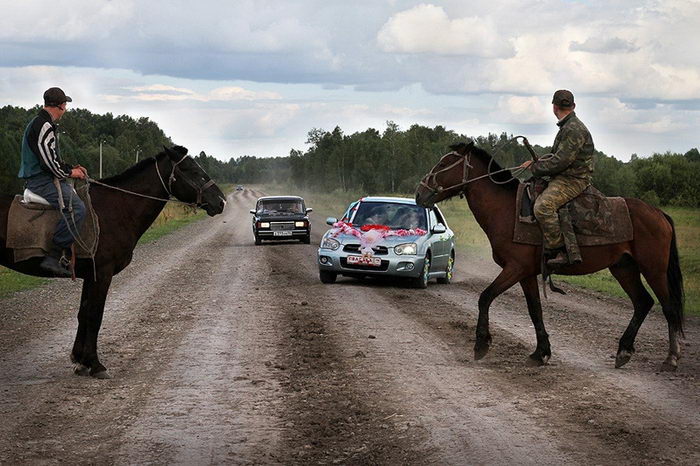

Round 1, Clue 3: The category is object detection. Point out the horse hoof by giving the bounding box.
[474,345,490,361]
[73,364,90,376]
[660,359,678,372]
[615,350,633,369]
[91,370,112,379]
[526,353,548,367]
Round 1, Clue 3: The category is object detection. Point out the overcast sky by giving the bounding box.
[1,0,698,161]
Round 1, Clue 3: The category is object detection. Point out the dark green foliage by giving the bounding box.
[0,105,172,194]
[2,106,697,206]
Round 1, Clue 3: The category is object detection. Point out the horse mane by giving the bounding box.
[450,141,520,190]
[99,154,162,184]
[98,145,187,184]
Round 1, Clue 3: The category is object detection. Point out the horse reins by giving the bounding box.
[87,154,217,208]
[419,149,527,196]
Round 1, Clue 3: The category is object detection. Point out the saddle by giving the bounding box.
[6,183,99,264]
[514,180,633,263]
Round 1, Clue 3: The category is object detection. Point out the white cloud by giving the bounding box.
[377,4,513,58]
[496,96,550,124]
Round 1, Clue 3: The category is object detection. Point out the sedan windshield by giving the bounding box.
[259,200,304,215]
[351,202,427,230]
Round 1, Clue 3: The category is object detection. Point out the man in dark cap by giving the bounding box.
[519,89,595,267]
[18,87,88,277]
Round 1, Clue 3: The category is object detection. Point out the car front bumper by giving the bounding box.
[257,228,309,239]
[317,248,425,278]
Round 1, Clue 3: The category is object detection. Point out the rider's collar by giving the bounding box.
[557,111,576,127]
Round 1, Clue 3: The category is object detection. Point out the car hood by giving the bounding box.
[329,232,426,245]
[256,214,307,221]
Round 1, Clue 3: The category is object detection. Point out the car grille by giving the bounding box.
[342,244,389,255]
[340,258,390,271]
[270,222,294,231]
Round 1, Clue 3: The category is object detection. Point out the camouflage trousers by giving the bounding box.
[533,176,590,249]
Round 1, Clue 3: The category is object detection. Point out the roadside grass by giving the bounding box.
[0,184,232,297]
[260,184,699,316]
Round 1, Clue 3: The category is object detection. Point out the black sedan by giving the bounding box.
[250,196,313,245]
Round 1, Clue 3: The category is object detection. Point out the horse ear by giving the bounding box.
[172,145,188,155]
[449,141,472,154]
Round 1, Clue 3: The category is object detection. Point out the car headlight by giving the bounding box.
[320,237,340,250]
[395,242,417,255]
[295,221,306,228]
[259,222,270,228]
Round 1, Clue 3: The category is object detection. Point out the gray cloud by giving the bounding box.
[569,37,639,54]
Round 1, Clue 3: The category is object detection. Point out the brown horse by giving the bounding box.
[0,146,226,378]
[415,142,684,371]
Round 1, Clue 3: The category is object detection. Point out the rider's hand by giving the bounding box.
[519,160,534,170]
[70,168,86,180]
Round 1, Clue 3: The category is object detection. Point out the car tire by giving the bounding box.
[319,270,337,284]
[437,251,455,284]
[302,234,311,244]
[411,252,431,289]
[254,235,261,245]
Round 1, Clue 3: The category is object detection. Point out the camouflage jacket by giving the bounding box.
[531,112,594,181]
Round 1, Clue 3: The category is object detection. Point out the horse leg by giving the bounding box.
[608,258,654,368]
[641,269,682,371]
[74,274,113,378]
[474,266,523,360]
[71,282,92,376]
[520,275,551,366]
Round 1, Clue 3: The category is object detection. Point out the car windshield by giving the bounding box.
[351,202,427,230]
[259,200,304,215]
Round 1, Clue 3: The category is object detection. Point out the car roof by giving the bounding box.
[357,196,418,206]
[257,196,304,201]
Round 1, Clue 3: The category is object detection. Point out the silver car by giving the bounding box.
[317,196,455,288]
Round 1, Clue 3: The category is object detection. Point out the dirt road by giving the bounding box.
[1,189,698,465]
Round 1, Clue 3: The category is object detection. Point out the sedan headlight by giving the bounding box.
[259,222,270,228]
[320,237,340,250]
[295,221,306,228]
[395,242,417,255]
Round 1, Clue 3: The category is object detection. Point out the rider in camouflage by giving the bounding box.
[520,90,595,267]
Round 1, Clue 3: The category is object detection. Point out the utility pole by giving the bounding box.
[99,140,105,178]
[135,146,141,163]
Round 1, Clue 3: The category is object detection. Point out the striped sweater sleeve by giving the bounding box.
[36,122,72,179]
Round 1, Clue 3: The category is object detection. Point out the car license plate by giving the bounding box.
[273,231,293,237]
[347,255,381,267]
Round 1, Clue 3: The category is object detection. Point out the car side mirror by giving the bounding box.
[306,208,313,213]
[249,209,256,215]
[326,217,338,226]
[432,223,447,234]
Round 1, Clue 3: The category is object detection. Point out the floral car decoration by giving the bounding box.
[330,221,427,256]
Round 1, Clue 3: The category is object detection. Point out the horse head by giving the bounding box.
[415,141,474,207]
[163,146,226,216]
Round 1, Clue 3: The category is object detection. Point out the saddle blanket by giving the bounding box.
[513,183,633,247]
[6,184,99,263]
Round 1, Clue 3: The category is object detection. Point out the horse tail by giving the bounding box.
[663,213,684,337]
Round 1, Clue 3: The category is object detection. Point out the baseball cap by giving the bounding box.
[552,89,574,108]
[43,87,72,106]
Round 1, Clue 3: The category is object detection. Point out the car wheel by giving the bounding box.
[254,235,261,245]
[411,252,431,289]
[319,270,337,284]
[302,234,311,244]
[437,251,455,284]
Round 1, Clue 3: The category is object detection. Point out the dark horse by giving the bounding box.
[416,142,684,371]
[0,146,226,378]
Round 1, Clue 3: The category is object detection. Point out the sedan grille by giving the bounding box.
[270,222,294,231]
[342,244,389,255]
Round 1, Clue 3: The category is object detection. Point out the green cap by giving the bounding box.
[552,89,574,108]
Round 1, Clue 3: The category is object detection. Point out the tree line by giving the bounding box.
[1,106,698,207]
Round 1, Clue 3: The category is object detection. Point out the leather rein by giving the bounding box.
[88,154,217,208]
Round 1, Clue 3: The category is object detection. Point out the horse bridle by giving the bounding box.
[419,149,473,196]
[156,153,217,207]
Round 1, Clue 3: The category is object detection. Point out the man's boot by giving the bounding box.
[40,246,72,278]
[546,248,569,268]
